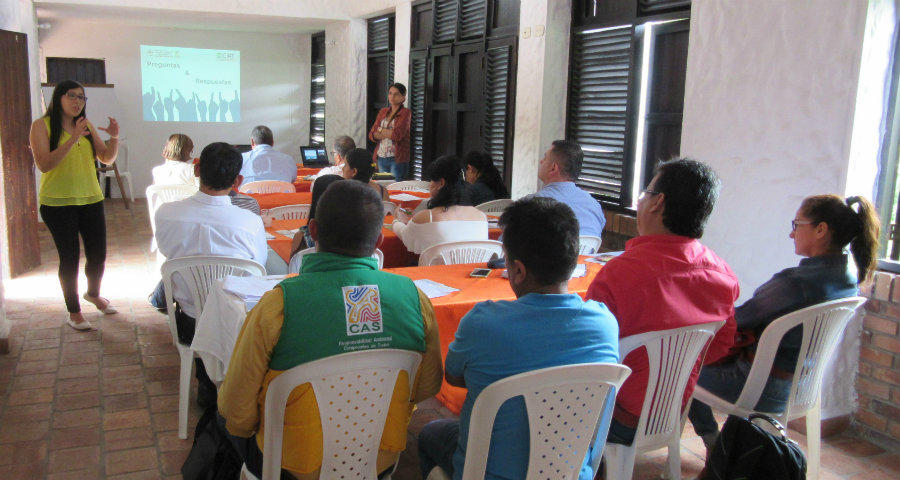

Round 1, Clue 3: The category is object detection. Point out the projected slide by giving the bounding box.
[141,45,240,122]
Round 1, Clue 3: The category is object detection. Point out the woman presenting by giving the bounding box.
[30,80,120,330]
[368,82,411,180]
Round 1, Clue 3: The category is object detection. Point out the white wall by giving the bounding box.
[393,1,412,88]
[38,20,310,197]
[325,19,367,149]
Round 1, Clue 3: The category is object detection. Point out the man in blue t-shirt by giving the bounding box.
[533,140,606,237]
[417,196,619,480]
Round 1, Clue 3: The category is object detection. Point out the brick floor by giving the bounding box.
[0,199,897,479]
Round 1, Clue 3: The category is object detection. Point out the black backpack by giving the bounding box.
[181,407,243,480]
[700,414,807,480]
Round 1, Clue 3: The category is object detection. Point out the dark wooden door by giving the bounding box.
[426,45,453,171]
[0,29,40,277]
[367,55,393,152]
[452,42,484,156]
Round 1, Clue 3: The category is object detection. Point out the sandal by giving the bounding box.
[82,294,118,314]
[66,318,93,331]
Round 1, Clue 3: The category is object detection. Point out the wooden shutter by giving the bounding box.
[567,24,635,204]
[368,16,392,53]
[433,0,458,44]
[459,0,487,40]
[409,51,428,179]
[639,0,691,15]
[482,40,514,177]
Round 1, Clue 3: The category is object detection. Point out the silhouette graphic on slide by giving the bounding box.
[152,91,164,122]
[184,90,198,122]
[229,90,240,122]
[208,92,219,123]
[218,92,227,122]
[173,90,188,122]
[164,90,175,121]
[195,93,207,122]
[142,88,156,121]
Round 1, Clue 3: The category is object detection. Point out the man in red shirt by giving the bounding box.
[587,158,739,447]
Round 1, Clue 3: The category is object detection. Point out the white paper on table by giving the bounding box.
[570,264,587,278]
[584,251,625,264]
[275,229,300,237]
[390,193,424,201]
[265,232,276,240]
[413,279,460,299]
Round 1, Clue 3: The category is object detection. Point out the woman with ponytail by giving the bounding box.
[688,194,880,448]
[30,80,121,330]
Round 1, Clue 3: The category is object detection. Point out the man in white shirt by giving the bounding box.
[240,125,297,183]
[311,135,355,179]
[155,141,268,406]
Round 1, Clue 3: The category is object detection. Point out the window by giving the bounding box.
[876,30,900,267]
[566,0,690,211]
[46,57,106,84]
[309,33,326,145]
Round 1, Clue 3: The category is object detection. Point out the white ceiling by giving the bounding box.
[35,0,399,34]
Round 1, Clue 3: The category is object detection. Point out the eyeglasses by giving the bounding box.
[638,189,660,201]
[65,92,87,102]
[791,219,814,231]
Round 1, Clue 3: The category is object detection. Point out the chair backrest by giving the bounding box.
[460,363,631,480]
[475,199,513,214]
[419,240,504,266]
[160,255,265,342]
[618,321,724,450]
[260,349,422,480]
[240,180,296,194]
[288,247,385,274]
[383,200,396,217]
[267,204,311,220]
[733,296,866,418]
[578,236,602,255]
[145,184,199,247]
[387,180,430,192]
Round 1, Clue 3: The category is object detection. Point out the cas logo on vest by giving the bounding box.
[342,285,384,336]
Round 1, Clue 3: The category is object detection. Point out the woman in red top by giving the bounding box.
[368,82,411,180]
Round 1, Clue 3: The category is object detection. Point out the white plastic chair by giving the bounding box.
[387,180,430,192]
[146,184,199,252]
[578,235,602,255]
[240,180,296,194]
[160,255,266,439]
[419,240,504,266]
[474,198,513,214]
[98,142,134,204]
[425,363,632,480]
[266,204,311,220]
[692,297,866,480]
[603,321,725,480]
[243,349,422,480]
[288,246,385,274]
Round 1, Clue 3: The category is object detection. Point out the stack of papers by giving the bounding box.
[221,275,285,310]
[276,229,300,237]
[413,279,460,299]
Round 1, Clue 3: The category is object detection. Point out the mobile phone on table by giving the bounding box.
[469,268,491,278]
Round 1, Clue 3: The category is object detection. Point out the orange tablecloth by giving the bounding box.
[297,167,322,177]
[266,217,417,268]
[387,190,430,211]
[293,179,313,192]
[250,192,313,211]
[383,258,602,414]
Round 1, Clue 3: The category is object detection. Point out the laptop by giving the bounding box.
[299,146,330,167]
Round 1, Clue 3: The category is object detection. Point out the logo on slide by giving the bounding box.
[342,285,383,336]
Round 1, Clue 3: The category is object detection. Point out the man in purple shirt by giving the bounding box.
[534,140,606,237]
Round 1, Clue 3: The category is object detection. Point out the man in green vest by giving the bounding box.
[219,179,443,479]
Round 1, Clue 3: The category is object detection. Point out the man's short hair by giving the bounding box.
[250,125,274,146]
[549,140,584,180]
[333,135,356,159]
[499,196,579,285]
[199,142,243,190]
[315,180,383,257]
[653,158,720,238]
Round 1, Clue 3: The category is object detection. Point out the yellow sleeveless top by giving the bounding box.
[39,117,104,206]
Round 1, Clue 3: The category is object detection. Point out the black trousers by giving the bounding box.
[40,201,107,313]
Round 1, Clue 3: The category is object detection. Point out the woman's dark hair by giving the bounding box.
[384,82,407,125]
[45,80,94,156]
[464,151,508,199]
[653,158,720,239]
[426,155,465,210]
[309,174,343,220]
[346,148,376,183]
[800,194,880,283]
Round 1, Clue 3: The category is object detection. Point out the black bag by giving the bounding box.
[700,413,807,480]
[181,407,243,480]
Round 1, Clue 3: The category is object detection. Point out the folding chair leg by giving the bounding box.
[178,350,194,439]
[806,401,822,480]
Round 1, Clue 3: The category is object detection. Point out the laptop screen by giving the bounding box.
[299,147,329,167]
